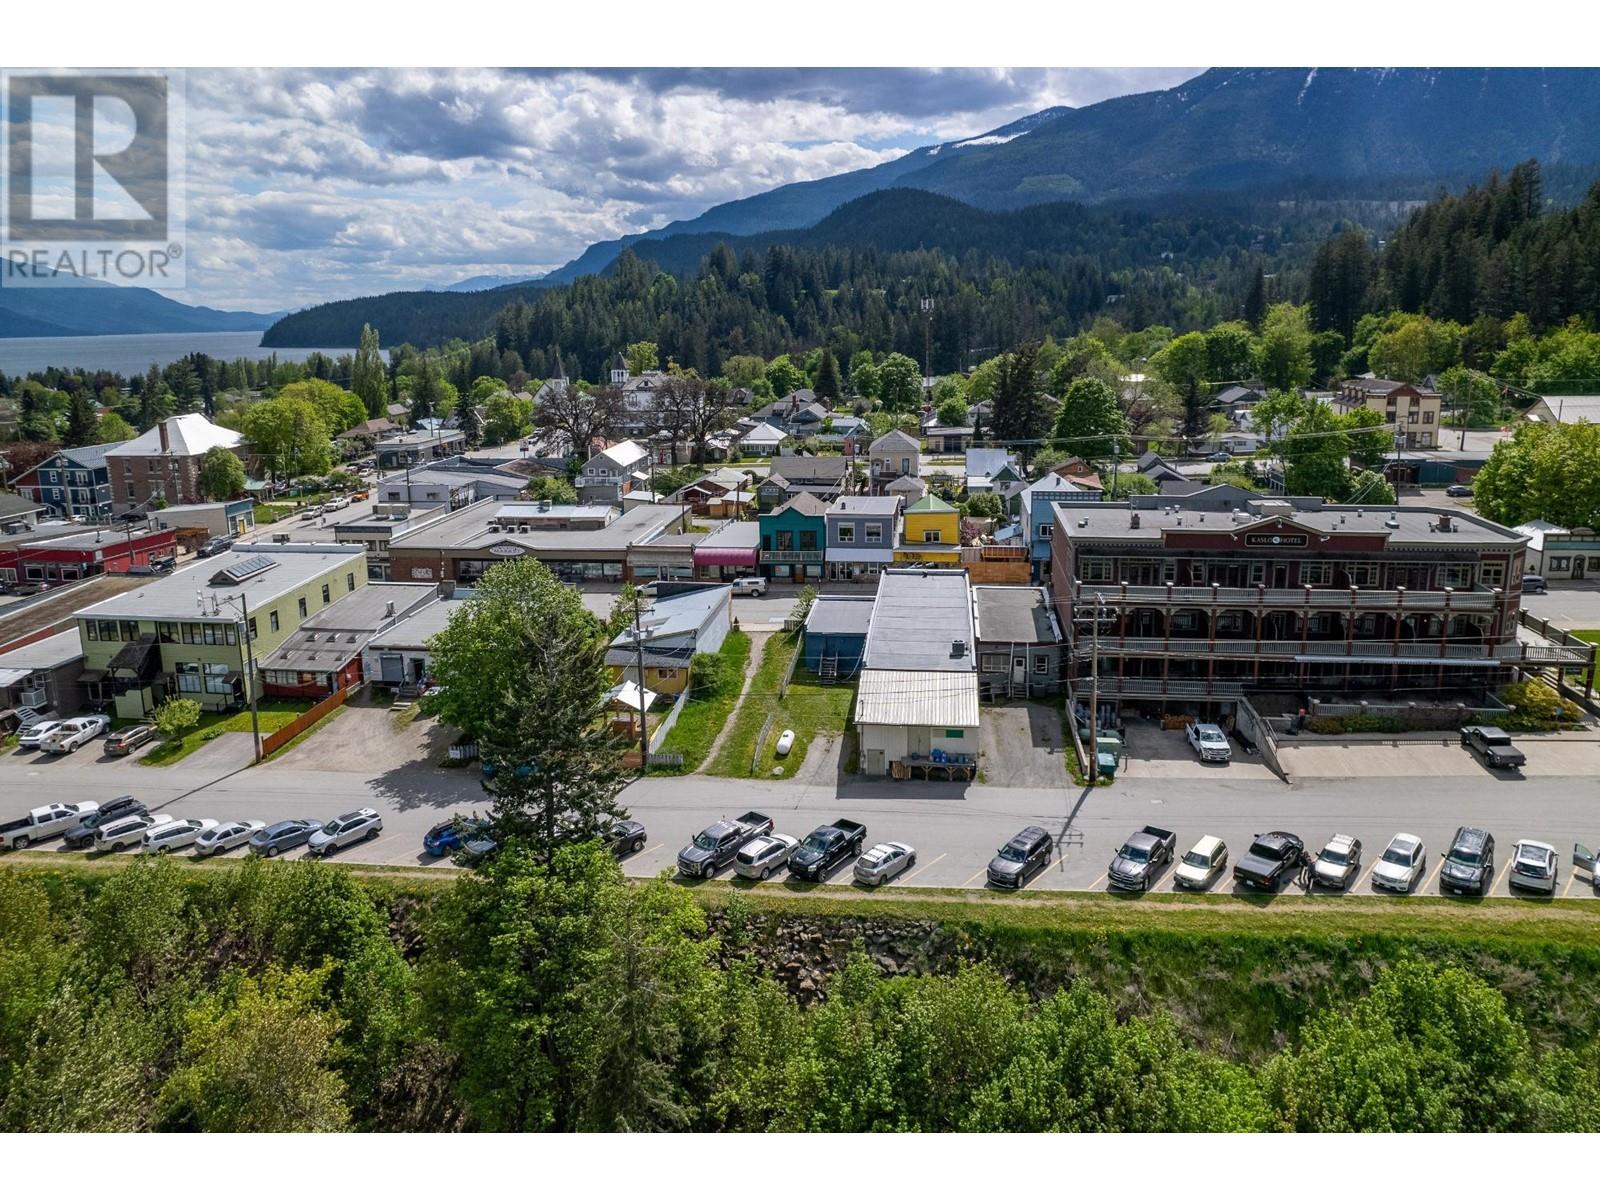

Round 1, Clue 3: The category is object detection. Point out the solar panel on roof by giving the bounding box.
[210,554,278,586]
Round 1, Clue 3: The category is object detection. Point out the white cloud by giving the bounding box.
[162,67,1197,311]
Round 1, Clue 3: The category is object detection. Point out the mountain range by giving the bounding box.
[541,67,1600,283]
[0,276,277,339]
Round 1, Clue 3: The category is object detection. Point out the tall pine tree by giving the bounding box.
[812,348,842,403]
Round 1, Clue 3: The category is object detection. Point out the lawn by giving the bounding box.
[652,630,751,774]
[1571,630,1600,646]
[139,699,315,766]
[709,631,855,779]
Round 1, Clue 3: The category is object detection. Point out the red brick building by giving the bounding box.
[0,525,176,589]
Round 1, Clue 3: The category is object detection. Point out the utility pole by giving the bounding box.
[215,592,264,762]
[921,298,935,385]
[632,589,650,773]
[1087,591,1104,782]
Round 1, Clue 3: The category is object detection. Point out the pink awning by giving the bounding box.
[694,547,758,566]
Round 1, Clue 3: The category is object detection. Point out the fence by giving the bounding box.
[648,689,691,752]
[777,636,803,699]
[259,686,351,757]
[751,713,775,775]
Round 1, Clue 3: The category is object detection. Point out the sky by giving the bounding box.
[165,67,1200,314]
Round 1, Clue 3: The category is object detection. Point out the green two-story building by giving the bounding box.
[72,544,370,719]
[757,493,828,582]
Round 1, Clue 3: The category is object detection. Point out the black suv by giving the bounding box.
[1440,826,1495,895]
[987,826,1053,889]
[61,795,146,849]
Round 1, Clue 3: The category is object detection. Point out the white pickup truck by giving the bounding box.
[1,801,102,850]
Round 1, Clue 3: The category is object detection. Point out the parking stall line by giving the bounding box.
[959,866,989,888]
[1421,858,1445,894]
[1491,859,1515,895]
[1562,871,1580,899]
[898,852,945,886]
[1084,871,1108,893]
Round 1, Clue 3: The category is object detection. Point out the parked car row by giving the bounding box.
[12,713,132,757]
[0,797,384,859]
[672,813,920,887]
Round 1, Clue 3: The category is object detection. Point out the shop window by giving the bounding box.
[1548,557,1571,572]
[176,662,202,693]
[204,663,233,695]
[837,524,855,544]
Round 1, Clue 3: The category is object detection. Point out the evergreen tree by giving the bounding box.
[812,348,842,402]
[351,324,387,420]
[1243,264,1267,329]
[65,393,99,448]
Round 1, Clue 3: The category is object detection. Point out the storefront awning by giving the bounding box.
[694,547,759,566]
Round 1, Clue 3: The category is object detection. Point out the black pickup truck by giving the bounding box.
[788,818,867,881]
[1460,726,1527,770]
[677,811,773,878]
[1107,825,1178,891]
[1232,831,1307,891]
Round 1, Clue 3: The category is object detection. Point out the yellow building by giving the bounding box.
[896,495,960,565]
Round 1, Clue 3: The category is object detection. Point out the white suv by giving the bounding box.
[94,813,174,852]
[306,808,383,857]
[141,818,219,855]
[731,576,768,597]
[41,715,111,755]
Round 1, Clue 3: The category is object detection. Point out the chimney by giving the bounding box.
[1438,512,1453,532]
[385,600,396,617]
[157,419,170,454]
[1130,512,1140,529]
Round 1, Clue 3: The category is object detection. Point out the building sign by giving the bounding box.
[1244,532,1308,548]
[487,542,527,557]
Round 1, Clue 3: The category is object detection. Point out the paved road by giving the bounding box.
[5,740,1598,900]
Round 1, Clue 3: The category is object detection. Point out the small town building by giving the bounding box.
[693,521,760,581]
[1513,520,1568,576]
[757,493,828,582]
[1530,527,1600,581]
[10,441,122,521]
[972,585,1063,701]
[0,630,88,726]
[387,498,683,585]
[361,594,468,692]
[105,415,245,510]
[151,499,256,543]
[628,530,705,582]
[824,495,902,581]
[884,473,928,503]
[0,524,176,588]
[897,494,960,566]
[72,543,369,719]
[668,467,757,518]
[1525,395,1600,425]
[801,594,874,677]
[755,454,853,510]
[1018,473,1101,580]
[853,569,979,777]
[606,583,733,696]
[869,429,921,494]
[258,582,436,699]
[373,429,469,470]
[575,439,651,504]
[1333,378,1442,449]
[737,422,791,456]
[924,425,974,453]
[376,465,526,509]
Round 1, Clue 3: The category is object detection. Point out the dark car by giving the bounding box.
[678,811,773,878]
[1106,825,1177,891]
[1232,831,1306,891]
[1445,484,1474,498]
[557,815,648,858]
[105,725,156,756]
[248,818,319,857]
[1461,726,1527,770]
[424,815,491,857]
[197,535,236,558]
[987,826,1053,889]
[1440,826,1495,895]
[787,819,867,882]
[60,796,146,849]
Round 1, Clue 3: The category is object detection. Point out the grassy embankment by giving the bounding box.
[709,630,854,779]
[651,630,751,774]
[6,854,1600,1054]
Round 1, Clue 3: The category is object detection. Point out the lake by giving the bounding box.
[0,331,360,375]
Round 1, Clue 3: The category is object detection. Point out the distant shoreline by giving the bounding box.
[0,330,361,375]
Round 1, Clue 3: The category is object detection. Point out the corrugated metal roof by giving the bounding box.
[853,669,978,727]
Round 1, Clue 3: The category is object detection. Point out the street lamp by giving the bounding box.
[206,591,263,762]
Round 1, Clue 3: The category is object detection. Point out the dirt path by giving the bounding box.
[697,629,770,772]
